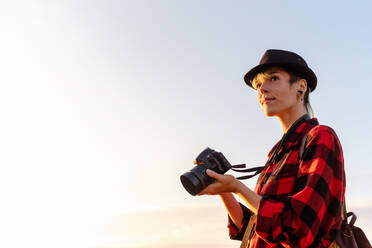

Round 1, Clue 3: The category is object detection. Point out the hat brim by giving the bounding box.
[244,62,317,92]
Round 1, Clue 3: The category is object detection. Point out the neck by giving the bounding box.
[278,106,308,133]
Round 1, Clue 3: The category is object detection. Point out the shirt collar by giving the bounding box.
[268,115,319,159]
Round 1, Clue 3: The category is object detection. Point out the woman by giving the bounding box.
[197,49,345,248]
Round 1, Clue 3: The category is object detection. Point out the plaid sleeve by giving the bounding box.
[227,203,253,240]
[255,126,345,247]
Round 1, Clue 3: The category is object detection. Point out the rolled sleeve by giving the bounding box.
[256,197,287,242]
[227,203,253,240]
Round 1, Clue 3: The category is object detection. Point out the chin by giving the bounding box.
[262,108,277,117]
[264,112,277,117]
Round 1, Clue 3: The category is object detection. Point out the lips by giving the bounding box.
[262,97,275,104]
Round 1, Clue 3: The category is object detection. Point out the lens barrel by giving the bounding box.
[180,164,214,196]
[180,172,202,196]
[181,147,234,196]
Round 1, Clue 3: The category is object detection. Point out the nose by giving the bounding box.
[258,81,269,94]
[258,87,268,95]
[257,80,270,104]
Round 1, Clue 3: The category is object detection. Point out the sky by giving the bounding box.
[0,0,371,247]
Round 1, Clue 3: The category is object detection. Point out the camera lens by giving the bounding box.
[180,172,203,196]
[180,164,215,196]
[181,148,234,196]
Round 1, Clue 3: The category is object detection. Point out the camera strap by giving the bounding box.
[231,114,311,181]
[230,165,265,180]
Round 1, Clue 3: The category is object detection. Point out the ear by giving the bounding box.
[297,79,307,93]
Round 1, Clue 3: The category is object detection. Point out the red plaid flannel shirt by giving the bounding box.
[228,117,345,247]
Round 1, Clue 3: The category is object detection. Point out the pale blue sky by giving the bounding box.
[0,1,371,247]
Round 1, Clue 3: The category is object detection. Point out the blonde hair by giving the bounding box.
[251,71,272,90]
[251,68,314,117]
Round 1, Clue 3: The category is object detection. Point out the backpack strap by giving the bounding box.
[299,132,310,160]
[240,214,256,248]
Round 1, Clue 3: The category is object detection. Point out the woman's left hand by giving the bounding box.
[197,169,240,196]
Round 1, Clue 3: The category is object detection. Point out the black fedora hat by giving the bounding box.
[244,49,317,92]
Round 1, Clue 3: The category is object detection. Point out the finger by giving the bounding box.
[197,183,217,196]
[197,188,208,196]
[197,186,209,196]
[197,186,207,195]
[206,169,222,179]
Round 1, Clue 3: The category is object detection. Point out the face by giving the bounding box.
[254,68,301,117]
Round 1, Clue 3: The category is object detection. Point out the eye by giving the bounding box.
[271,75,279,81]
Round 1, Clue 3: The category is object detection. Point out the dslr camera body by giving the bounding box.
[180,147,232,196]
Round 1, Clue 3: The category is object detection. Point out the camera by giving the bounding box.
[180,148,262,196]
[180,147,232,196]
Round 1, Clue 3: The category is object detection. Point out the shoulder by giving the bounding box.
[308,125,339,139]
[306,125,342,149]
